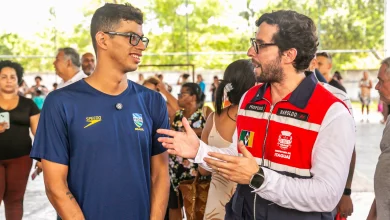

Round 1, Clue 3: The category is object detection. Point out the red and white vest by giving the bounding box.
[236,74,348,178]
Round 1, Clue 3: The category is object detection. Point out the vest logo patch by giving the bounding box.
[239,130,255,148]
[275,130,292,160]
[278,130,292,150]
[276,108,309,121]
[133,113,144,131]
[245,104,266,113]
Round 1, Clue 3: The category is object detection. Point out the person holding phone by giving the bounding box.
[0,112,10,130]
[0,60,40,220]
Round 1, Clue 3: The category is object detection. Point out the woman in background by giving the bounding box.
[167,83,206,220]
[199,59,255,220]
[0,60,40,220]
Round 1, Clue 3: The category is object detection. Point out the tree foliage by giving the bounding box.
[141,0,250,70]
[0,0,385,72]
[255,0,384,70]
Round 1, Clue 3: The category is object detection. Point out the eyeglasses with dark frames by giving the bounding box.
[250,38,277,54]
[104,31,149,48]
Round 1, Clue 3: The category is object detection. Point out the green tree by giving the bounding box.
[0,33,45,72]
[2,0,385,72]
[255,0,384,70]
[0,33,25,55]
[144,0,249,70]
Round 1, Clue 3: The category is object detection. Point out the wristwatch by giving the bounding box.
[249,167,265,190]
[343,188,352,196]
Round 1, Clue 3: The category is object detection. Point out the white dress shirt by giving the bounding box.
[193,94,355,212]
[57,70,87,89]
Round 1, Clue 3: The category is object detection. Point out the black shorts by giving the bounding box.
[168,184,183,209]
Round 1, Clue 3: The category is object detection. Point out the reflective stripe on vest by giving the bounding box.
[236,83,344,178]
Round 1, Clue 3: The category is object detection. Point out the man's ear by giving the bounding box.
[66,59,72,68]
[96,32,109,50]
[282,48,298,65]
[191,94,197,103]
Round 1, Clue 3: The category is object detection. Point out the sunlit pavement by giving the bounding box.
[0,107,385,220]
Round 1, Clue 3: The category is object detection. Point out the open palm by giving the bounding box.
[157,117,200,159]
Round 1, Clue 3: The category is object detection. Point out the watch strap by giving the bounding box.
[343,188,352,196]
[249,168,265,190]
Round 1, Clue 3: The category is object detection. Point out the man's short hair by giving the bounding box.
[316,52,333,63]
[381,57,390,74]
[58,47,81,68]
[256,10,318,72]
[333,71,342,80]
[82,52,94,59]
[182,74,190,79]
[143,76,160,86]
[90,3,144,54]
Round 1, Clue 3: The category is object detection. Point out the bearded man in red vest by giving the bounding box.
[157,10,355,220]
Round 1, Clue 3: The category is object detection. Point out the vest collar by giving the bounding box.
[250,71,318,109]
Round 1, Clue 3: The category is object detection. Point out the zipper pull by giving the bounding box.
[269,104,274,113]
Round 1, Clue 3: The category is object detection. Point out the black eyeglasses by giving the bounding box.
[250,38,277,54]
[104,32,149,48]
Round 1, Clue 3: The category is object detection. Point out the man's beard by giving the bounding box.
[256,55,284,83]
[83,65,94,74]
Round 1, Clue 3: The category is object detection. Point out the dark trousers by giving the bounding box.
[225,184,333,220]
[0,155,32,220]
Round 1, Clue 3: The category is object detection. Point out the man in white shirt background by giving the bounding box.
[367,57,390,220]
[81,52,95,76]
[53,47,87,89]
[309,57,356,218]
[49,47,87,220]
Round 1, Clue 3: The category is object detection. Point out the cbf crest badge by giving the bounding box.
[133,113,144,131]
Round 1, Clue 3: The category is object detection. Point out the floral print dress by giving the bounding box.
[169,109,206,191]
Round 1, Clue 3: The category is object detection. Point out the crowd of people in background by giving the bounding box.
[1,54,386,220]
[11,57,382,127]
[0,49,386,220]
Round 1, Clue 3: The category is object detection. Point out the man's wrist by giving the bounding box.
[195,138,201,156]
[189,139,202,162]
[249,167,264,190]
[343,188,352,196]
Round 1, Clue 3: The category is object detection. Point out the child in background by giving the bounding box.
[32,90,45,110]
